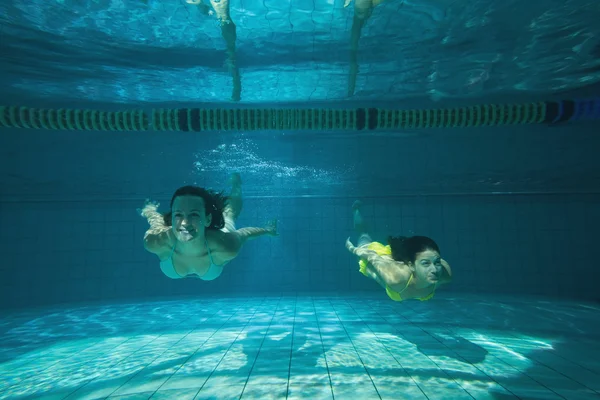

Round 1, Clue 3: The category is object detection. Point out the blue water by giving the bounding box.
[2,1,600,400]
[1,0,600,106]
[1,295,599,400]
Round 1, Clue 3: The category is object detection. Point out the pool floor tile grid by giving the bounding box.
[0,294,599,400]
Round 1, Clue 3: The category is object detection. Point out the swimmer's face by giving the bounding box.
[171,195,211,242]
[411,249,442,285]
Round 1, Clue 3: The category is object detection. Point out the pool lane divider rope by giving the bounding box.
[1,98,598,132]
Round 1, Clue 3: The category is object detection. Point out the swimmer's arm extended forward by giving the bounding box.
[139,201,165,232]
[212,221,278,261]
[236,219,278,242]
[140,201,171,253]
[345,238,410,286]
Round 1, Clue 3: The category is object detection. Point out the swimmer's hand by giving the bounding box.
[345,237,357,254]
[265,219,278,236]
[346,238,377,259]
[138,199,160,218]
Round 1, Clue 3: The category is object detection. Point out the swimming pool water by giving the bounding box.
[1,294,598,399]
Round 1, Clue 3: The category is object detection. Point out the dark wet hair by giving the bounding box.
[387,236,440,264]
[163,185,229,230]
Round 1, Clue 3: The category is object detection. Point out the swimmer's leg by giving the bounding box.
[353,200,390,288]
[222,172,242,232]
[353,200,372,247]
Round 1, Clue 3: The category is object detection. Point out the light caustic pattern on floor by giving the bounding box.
[0,294,599,400]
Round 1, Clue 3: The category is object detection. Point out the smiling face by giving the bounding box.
[171,195,212,242]
[411,249,443,285]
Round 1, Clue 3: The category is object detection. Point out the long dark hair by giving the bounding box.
[163,185,229,230]
[387,235,440,264]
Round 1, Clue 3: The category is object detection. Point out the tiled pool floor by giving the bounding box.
[0,293,598,400]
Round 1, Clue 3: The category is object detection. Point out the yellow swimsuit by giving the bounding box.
[358,242,436,302]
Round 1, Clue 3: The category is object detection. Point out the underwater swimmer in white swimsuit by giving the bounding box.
[141,173,277,281]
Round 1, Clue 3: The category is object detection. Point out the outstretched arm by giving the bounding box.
[211,220,278,261]
[345,238,410,287]
[139,200,171,253]
[236,220,277,242]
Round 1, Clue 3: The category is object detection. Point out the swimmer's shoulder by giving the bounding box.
[204,230,244,265]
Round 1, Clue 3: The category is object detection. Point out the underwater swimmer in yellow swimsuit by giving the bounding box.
[345,201,452,301]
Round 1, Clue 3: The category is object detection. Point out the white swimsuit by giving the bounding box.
[159,238,227,281]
